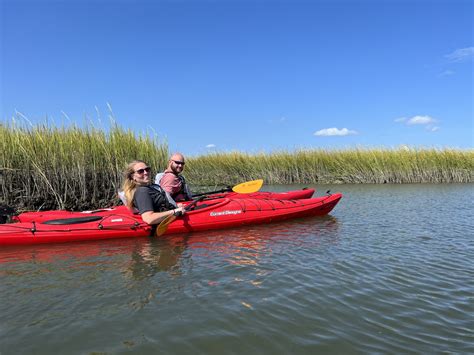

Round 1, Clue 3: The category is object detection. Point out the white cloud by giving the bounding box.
[394,117,407,123]
[206,144,216,149]
[445,47,474,63]
[438,70,455,77]
[395,115,440,132]
[314,127,357,136]
[406,115,436,125]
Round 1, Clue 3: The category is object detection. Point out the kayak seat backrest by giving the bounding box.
[117,190,140,214]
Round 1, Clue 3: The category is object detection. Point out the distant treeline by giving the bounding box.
[1,122,473,211]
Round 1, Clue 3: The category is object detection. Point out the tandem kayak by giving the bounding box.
[13,188,315,223]
[0,193,341,246]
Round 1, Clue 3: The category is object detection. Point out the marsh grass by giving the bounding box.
[0,121,168,211]
[1,120,472,211]
[185,149,474,186]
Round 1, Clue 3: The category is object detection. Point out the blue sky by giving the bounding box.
[1,0,472,155]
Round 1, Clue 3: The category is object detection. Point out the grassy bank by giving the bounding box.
[187,149,474,186]
[1,122,472,211]
[0,122,168,211]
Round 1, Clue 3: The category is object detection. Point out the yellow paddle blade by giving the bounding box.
[155,215,176,237]
[232,179,263,194]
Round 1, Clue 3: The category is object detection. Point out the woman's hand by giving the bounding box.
[173,206,185,216]
[141,207,184,225]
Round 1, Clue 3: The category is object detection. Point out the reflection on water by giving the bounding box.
[122,238,186,280]
[1,215,340,274]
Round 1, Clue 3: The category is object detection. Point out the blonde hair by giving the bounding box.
[121,160,148,209]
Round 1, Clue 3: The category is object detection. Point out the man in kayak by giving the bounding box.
[155,152,193,201]
[122,160,186,225]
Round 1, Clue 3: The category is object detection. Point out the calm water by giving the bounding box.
[1,184,473,354]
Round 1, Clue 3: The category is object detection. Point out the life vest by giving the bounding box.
[148,184,177,211]
[154,172,192,201]
[118,184,177,212]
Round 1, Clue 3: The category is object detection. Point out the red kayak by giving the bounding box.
[13,188,315,223]
[0,193,341,246]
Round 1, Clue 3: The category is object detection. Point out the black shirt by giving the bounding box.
[133,184,175,215]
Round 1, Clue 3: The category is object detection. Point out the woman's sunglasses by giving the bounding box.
[135,167,151,175]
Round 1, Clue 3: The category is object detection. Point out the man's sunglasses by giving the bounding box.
[135,167,151,175]
[172,160,185,166]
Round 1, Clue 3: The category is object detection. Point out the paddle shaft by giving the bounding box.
[183,196,205,212]
[192,187,231,197]
[155,196,205,237]
[192,179,263,198]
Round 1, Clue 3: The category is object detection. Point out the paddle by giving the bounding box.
[155,196,206,237]
[156,179,263,236]
[192,179,264,197]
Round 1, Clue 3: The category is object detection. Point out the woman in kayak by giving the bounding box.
[122,160,186,225]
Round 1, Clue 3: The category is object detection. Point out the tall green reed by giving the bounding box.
[186,148,474,186]
[0,120,168,211]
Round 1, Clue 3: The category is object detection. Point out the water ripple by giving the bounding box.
[1,184,473,354]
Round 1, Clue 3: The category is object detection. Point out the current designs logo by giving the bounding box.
[210,210,242,217]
